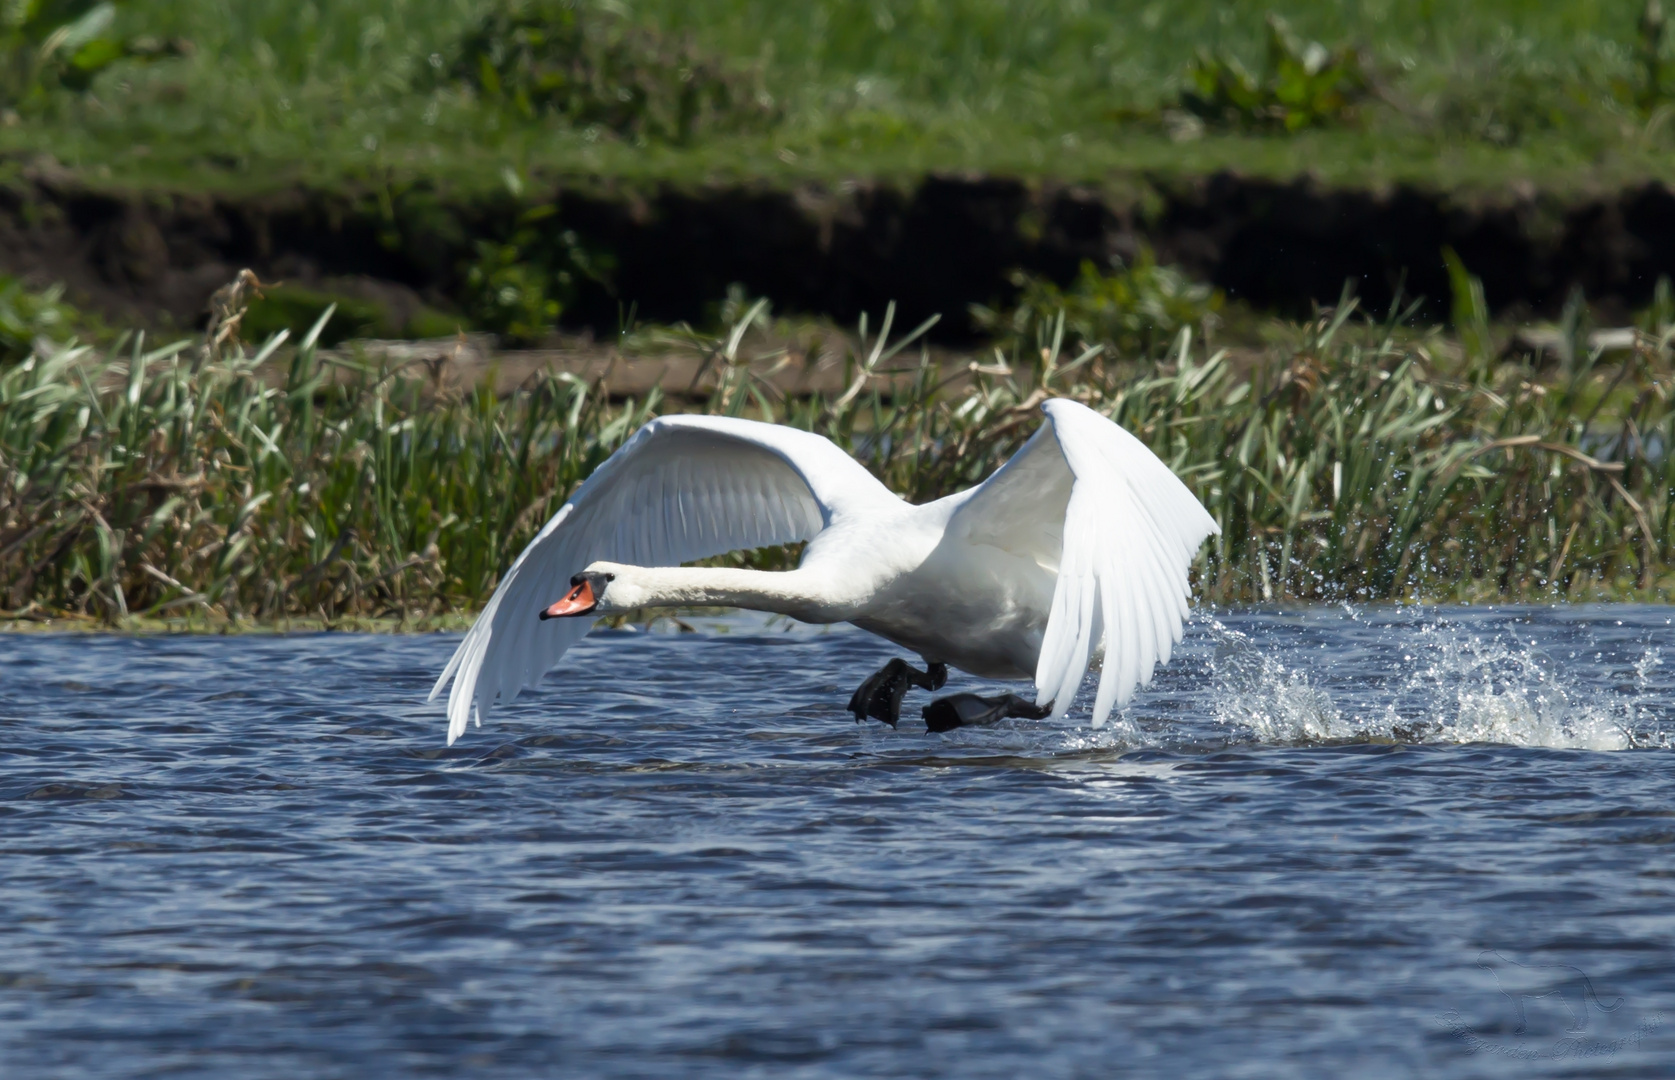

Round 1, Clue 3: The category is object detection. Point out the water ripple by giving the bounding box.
[1,606,1673,1077]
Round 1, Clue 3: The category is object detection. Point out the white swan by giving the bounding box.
[431,398,1219,743]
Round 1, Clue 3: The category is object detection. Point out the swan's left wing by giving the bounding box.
[948,399,1219,726]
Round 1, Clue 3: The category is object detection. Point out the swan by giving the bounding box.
[431,398,1219,743]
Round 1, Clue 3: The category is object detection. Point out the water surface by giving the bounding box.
[2,606,1673,1077]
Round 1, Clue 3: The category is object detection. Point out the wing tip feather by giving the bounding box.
[1037,395,1220,731]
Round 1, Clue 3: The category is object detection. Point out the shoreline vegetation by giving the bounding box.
[4,3,1675,632]
[4,258,1674,633]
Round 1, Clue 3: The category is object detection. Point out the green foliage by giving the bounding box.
[1638,0,1670,109]
[1443,246,1493,371]
[0,275,79,359]
[241,286,460,346]
[1182,14,1374,132]
[465,240,561,344]
[461,205,606,345]
[242,287,394,348]
[446,0,778,143]
[1642,275,1675,337]
[0,0,186,108]
[405,308,469,341]
[979,251,1222,362]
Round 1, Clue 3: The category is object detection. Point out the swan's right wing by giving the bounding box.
[432,415,899,743]
[949,399,1219,726]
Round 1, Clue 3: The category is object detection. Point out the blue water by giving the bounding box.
[2,605,1673,1078]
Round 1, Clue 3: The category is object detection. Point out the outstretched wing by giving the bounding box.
[432,414,899,743]
[948,398,1219,726]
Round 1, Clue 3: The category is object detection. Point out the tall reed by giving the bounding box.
[3,287,1672,627]
[0,314,656,625]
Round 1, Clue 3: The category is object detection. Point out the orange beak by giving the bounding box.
[540,579,597,620]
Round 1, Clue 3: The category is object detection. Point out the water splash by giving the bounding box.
[1206,613,1637,751]
[1627,645,1670,749]
[1380,621,1630,750]
[1208,620,1347,743]
[859,608,1667,758]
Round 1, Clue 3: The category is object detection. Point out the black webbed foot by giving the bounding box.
[922,693,1053,733]
[847,659,948,727]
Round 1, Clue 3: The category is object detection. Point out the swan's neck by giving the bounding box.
[600,563,835,621]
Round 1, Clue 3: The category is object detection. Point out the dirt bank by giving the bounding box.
[4,164,1673,336]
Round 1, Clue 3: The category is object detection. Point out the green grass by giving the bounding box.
[2,0,1672,195]
[4,264,1674,629]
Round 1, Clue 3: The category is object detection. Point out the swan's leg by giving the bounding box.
[847,659,948,728]
[921,693,1052,733]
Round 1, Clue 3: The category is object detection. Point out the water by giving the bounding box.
[2,605,1673,1078]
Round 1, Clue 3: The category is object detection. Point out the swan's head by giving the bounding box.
[539,568,616,620]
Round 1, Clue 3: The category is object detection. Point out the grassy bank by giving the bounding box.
[4,261,1673,629]
[2,1,1673,193]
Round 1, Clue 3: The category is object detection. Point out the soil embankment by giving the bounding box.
[4,164,1674,336]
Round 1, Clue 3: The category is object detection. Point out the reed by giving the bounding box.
[0,314,658,627]
[3,278,1673,628]
[782,294,1675,605]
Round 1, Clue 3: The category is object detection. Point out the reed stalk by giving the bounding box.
[3,290,1672,628]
